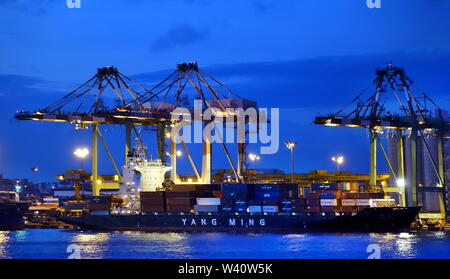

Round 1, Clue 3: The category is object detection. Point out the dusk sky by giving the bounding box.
[1,0,450,181]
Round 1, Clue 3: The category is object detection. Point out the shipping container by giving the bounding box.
[247,206,262,213]
[194,205,220,213]
[222,191,248,199]
[196,198,221,206]
[280,200,293,206]
[280,206,293,213]
[140,198,165,206]
[312,183,338,191]
[165,198,195,206]
[306,206,320,213]
[248,200,262,206]
[220,198,234,206]
[320,192,337,199]
[87,203,110,210]
[234,200,247,206]
[262,206,279,213]
[140,191,165,199]
[220,206,234,212]
[141,205,165,212]
[341,199,356,206]
[63,202,86,210]
[165,191,192,198]
[87,196,112,204]
[342,192,358,199]
[321,206,340,213]
[213,191,224,198]
[340,206,355,213]
[234,205,247,212]
[306,198,320,206]
[320,199,339,206]
[221,183,249,191]
[357,193,371,199]
[262,199,278,206]
[356,199,370,206]
[90,210,110,216]
[253,191,292,200]
[369,192,385,199]
[304,192,320,199]
[166,205,192,212]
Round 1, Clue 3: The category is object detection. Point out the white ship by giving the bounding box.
[118,142,171,211]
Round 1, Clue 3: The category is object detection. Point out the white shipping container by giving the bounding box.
[194,205,220,213]
[341,199,356,206]
[196,198,221,206]
[247,206,262,213]
[356,199,370,206]
[262,206,279,213]
[369,199,397,207]
[320,199,338,206]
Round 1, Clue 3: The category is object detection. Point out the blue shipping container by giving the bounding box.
[320,192,337,199]
[311,183,338,191]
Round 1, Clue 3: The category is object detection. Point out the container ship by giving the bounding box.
[0,191,30,230]
[59,183,421,233]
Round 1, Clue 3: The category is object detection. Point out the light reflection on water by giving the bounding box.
[0,229,448,259]
[0,232,11,259]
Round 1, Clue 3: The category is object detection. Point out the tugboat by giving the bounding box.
[0,191,29,230]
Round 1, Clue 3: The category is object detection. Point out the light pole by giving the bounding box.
[331,155,344,171]
[247,153,260,163]
[31,167,39,196]
[74,147,89,170]
[285,141,297,184]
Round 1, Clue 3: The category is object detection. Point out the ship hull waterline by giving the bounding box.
[0,203,29,231]
[59,207,421,233]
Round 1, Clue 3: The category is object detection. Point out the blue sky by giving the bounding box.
[0,0,450,181]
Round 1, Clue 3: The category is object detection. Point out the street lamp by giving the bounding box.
[284,141,297,184]
[248,153,260,162]
[331,155,344,171]
[74,147,89,170]
[166,150,182,158]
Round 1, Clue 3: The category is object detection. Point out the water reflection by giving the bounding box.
[70,232,110,259]
[0,232,11,259]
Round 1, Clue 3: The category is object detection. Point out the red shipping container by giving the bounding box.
[306,198,320,206]
[357,193,371,199]
[140,198,165,206]
[320,206,340,213]
[165,198,195,206]
[306,206,320,213]
[141,205,165,212]
[357,206,370,212]
[340,206,356,213]
[166,205,192,212]
[140,191,165,199]
[213,191,224,198]
[304,192,320,199]
[342,192,358,199]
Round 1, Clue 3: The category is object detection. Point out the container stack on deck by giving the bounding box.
[136,183,395,214]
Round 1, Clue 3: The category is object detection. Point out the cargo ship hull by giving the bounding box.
[0,203,29,230]
[60,207,420,233]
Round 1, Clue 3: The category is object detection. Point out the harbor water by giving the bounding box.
[0,229,449,259]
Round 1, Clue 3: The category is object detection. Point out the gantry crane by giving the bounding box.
[314,64,449,216]
[15,63,262,195]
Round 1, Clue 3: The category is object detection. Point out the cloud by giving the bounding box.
[151,24,209,52]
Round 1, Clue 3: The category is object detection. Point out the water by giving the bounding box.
[0,229,449,259]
